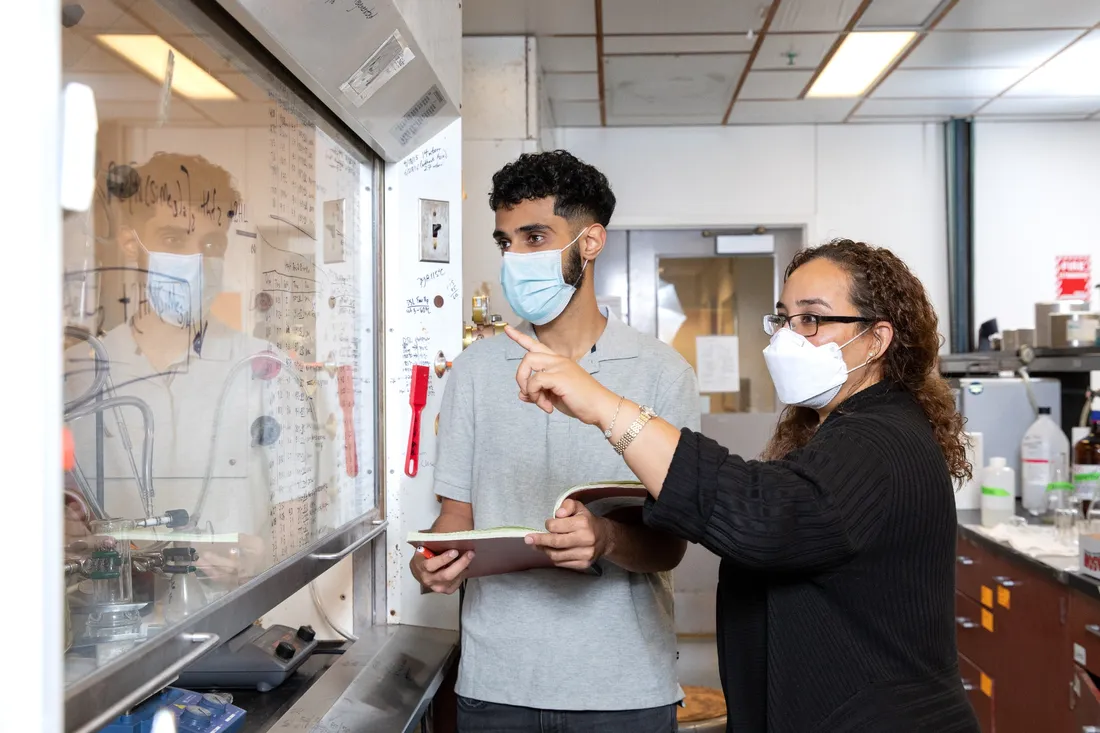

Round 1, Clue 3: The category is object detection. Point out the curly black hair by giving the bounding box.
[489,150,616,226]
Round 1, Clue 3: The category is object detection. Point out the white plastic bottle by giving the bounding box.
[981,457,1016,528]
[1021,406,1071,514]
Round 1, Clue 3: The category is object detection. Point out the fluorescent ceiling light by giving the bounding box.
[807,31,916,98]
[95,34,237,100]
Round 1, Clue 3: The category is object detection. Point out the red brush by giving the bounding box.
[337,365,358,478]
[405,364,430,477]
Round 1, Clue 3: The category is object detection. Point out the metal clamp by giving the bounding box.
[310,520,387,561]
[74,632,221,733]
[957,556,975,566]
[994,575,1018,588]
[956,617,979,630]
[1085,624,1100,640]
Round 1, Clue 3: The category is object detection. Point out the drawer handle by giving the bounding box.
[956,617,979,630]
[993,575,1018,588]
[961,679,976,692]
[1086,624,1100,640]
[1082,727,1100,733]
[957,556,975,566]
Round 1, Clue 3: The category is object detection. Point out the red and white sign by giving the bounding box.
[1082,534,1100,579]
[1057,255,1091,300]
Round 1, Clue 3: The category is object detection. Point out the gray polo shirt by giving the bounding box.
[434,312,701,711]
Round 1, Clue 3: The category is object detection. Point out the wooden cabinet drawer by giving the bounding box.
[1069,592,1100,678]
[1070,664,1100,730]
[957,535,1002,603]
[957,590,998,671]
[960,653,994,732]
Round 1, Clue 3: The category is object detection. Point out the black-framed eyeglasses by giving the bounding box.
[763,313,873,337]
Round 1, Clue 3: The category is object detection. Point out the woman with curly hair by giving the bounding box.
[505,239,979,733]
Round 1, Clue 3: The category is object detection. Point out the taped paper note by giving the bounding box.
[339,30,415,107]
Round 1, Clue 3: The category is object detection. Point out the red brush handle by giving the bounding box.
[406,404,424,477]
[337,366,358,477]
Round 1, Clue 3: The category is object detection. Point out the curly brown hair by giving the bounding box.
[762,239,971,482]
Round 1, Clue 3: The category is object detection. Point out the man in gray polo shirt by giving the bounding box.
[411,150,700,732]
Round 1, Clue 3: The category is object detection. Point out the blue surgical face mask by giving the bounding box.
[500,226,590,325]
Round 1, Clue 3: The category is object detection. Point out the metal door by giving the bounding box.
[592,227,804,689]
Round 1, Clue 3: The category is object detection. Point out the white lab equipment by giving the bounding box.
[1020,407,1070,515]
[981,457,1016,528]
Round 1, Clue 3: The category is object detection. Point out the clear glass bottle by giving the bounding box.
[163,547,208,625]
[1046,456,1074,519]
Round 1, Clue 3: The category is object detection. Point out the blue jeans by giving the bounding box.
[455,695,678,733]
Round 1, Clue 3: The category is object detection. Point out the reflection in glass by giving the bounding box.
[656,256,775,414]
[60,0,376,685]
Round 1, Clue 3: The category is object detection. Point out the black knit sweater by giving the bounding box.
[644,381,980,733]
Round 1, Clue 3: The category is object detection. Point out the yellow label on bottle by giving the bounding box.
[997,586,1011,609]
[981,586,993,608]
[980,673,992,697]
[981,608,994,632]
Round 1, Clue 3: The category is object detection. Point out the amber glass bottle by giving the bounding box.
[1074,421,1100,516]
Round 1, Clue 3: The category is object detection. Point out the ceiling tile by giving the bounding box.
[545,73,600,100]
[62,31,92,69]
[540,37,598,73]
[96,100,207,123]
[191,101,273,127]
[938,0,1100,30]
[603,35,755,55]
[127,0,194,36]
[601,0,766,34]
[857,98,984,116]
[552,100,602,126]
[217,72,270,103]
[63,72,163,102]
[164,35,238,73]
[975,114,1095,122]
[727,99,858,124]
[857,0,947,28]
[754,33,838,70]
[1006,31,1100,96]
[64,38,133,73]
[850,116,944,123]
[903,30,1082,69]
[605,114,724,126]
[605,54,746,118]
[69,0,144,32]
[872,68,1029,97]
[981,97,1100,116]
[462,0,596,35]
[771,0,866,32]
[739,70,816,99]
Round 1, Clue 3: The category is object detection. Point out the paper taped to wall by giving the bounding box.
[339,29,415,107]
[696,335,740,393]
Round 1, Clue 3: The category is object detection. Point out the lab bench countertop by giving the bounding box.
[956,507,1100,598]
[230,647,344,733]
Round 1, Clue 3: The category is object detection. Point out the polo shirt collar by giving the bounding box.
[504,307,640,374]
[111,316,236,373]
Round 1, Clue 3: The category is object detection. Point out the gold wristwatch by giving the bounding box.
[613,405,656,455]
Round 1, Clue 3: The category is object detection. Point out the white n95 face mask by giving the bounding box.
[763,326,872,409]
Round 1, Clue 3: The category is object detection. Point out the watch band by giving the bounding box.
[613,405,656,455]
